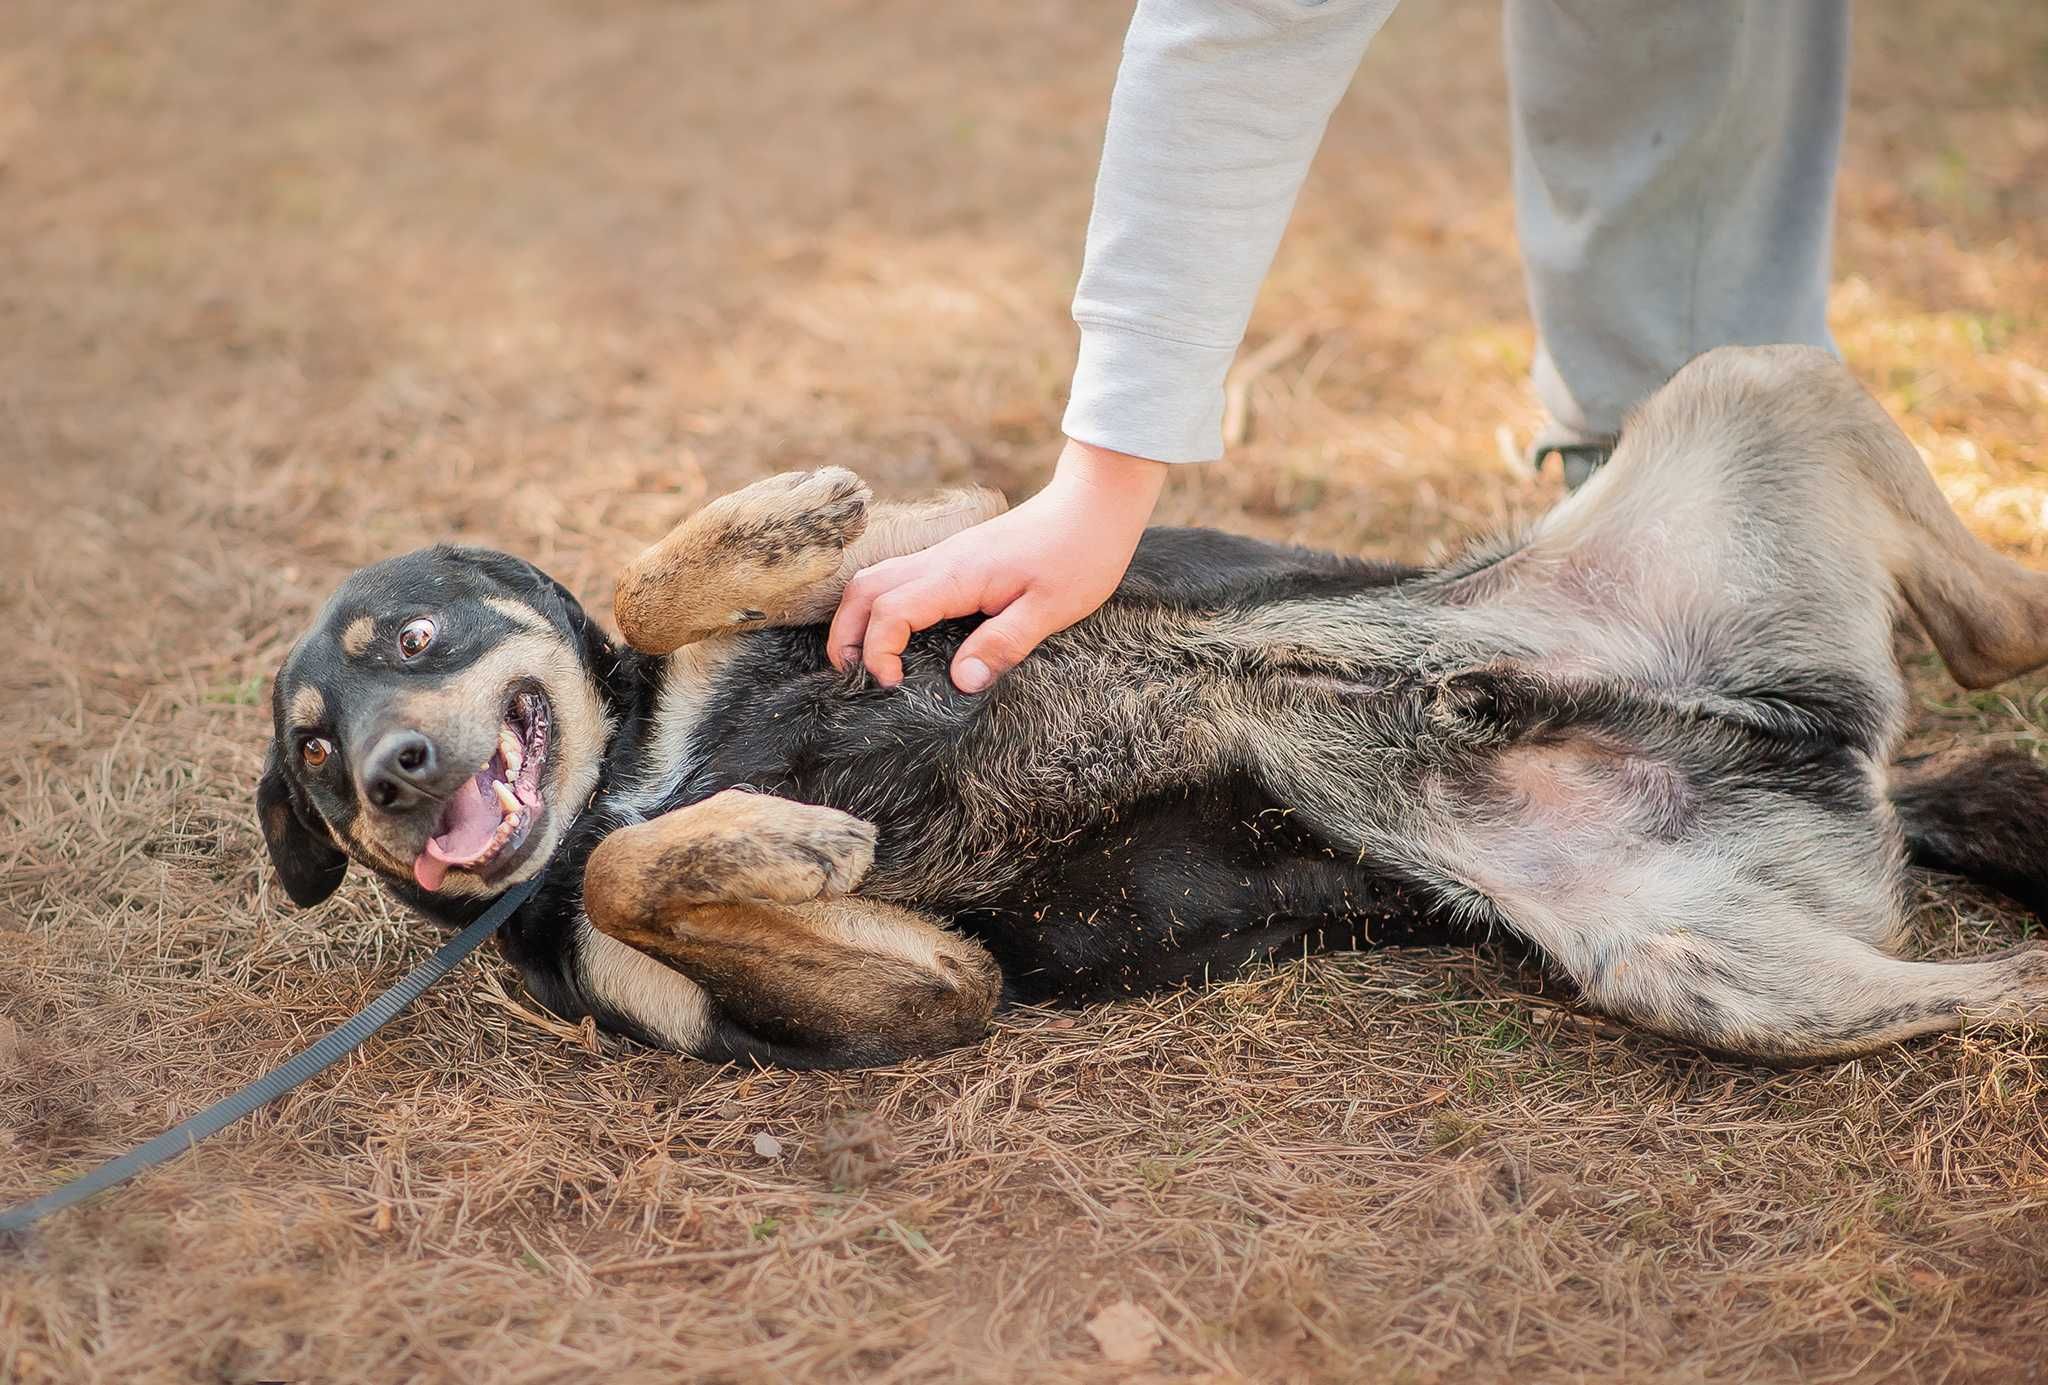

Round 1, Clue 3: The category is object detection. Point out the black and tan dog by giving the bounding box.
[259,347,2048,1067]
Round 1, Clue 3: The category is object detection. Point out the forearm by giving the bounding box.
[1049,437,1168,517]
[1065,0,1399,463]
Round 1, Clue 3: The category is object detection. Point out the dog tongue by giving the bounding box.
[413,853,451,892]
[412,775,505,892]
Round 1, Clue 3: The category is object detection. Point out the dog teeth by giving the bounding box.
[494,780,521,816]
[500,726,523,776]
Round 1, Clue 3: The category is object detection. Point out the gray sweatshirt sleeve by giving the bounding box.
[1062,0,1400,463]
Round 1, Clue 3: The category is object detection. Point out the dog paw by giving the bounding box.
[671,789,877,904]
[614,467,873,653]
[713,467,872,562]
[745,794,878,902]
[584,791,878,930]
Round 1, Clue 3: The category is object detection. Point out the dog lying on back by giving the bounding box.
[258,347,2048,1068]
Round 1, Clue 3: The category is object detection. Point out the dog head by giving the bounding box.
[257,546,614,909]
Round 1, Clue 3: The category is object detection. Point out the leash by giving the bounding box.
[0,874,543,1236]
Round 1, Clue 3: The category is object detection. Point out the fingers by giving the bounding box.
[826,514,1080,693]
[828,555,947,680]
[826,556,910,673]
[951,595,1060,694]
[830,555,986,688]
[858,578,967,687]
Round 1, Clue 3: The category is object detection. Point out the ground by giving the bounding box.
[3,1,2047,1380]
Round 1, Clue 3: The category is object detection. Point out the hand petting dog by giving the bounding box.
[828,438,1166,693]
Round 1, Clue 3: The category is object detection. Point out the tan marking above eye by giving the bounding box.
[483,597,552,633]
[340,616,377,657]
[287,685,327,729]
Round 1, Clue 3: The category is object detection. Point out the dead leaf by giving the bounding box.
[1085,1299,1162,1365]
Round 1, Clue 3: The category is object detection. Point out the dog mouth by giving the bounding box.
[412,687,551,892]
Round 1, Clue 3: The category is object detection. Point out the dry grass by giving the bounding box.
[3,1,2047,1380]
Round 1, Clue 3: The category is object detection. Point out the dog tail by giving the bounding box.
[1890,746,2048,922]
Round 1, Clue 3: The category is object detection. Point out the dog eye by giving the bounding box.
[397,618,436,659]
[301,737,334,769]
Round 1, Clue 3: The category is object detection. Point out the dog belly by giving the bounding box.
[681,583,1904,1008]
[1245,665,1909,1000]
[945,778,1468,1004]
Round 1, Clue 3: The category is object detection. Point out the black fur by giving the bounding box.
[1893,747,2048,921]
[262,527,2048,1062]
[255,746,348,907]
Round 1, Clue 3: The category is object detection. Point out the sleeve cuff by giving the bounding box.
[1060,320,1236,464]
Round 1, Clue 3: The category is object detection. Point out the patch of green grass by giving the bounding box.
[1478,1018,1528,1054]
[1870,1189,1918,1235]
[204,675,266,706]
[1863,1275,1906,1319]
[1955,311,2019,355]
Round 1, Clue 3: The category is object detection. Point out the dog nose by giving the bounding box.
[362,730,440,811]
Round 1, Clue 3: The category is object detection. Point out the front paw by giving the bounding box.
[614,467,872,654]
[585,790,878,934]
[713,791,878,902]
[702,467,872,569]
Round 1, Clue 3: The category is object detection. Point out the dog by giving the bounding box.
[257,346,2048,1068]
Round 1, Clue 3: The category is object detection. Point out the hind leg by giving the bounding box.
[1397,760,2048,1059]
[1229,347,2046,805]
[1574,919,2048,1061]
[1384,737,2048,1059]
[1503,345,2048,692]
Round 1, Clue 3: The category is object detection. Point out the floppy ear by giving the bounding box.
[535,571,616,671]
[255,748,348,907]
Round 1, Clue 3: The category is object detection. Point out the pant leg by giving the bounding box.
[1505,0,1849,437]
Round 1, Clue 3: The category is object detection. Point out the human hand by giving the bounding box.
[827,439,1167,693]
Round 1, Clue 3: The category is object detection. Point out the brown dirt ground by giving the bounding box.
[3,2,2047,1380]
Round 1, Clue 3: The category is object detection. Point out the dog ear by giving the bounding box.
[255,747,348,907]
[534,571,615,670]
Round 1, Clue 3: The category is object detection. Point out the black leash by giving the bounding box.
[0,874,543,1236]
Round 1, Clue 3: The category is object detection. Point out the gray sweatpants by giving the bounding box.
[1062,0,1849,461]
[1509,0,1847,440]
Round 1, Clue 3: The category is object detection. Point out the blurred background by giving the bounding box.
[2,2,2045,1380]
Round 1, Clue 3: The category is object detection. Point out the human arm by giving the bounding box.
[832,0,1398,691]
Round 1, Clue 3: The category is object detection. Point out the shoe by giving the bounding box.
[1527,424,1617,492]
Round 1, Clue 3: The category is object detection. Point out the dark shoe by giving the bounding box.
[1527,426,1617,492]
